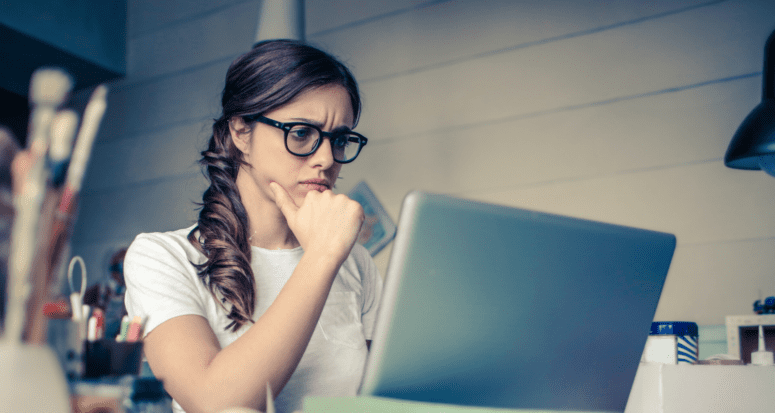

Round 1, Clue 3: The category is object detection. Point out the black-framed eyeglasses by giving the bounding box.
[243,114,368,164]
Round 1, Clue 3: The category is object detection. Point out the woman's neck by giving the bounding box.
[247,208,300,250]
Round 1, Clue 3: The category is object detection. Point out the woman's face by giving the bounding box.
[230,84,355,210]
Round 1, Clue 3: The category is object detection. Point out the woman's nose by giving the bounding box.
[309,137,336,169]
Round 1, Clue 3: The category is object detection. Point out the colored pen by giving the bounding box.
[117,315,130,342]
[87,308,105,341]
[87,316,97,341]
[126,316,145,342]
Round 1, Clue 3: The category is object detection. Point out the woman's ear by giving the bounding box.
[228,116,251,154]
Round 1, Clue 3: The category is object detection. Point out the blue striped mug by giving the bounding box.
[643,321,699,364]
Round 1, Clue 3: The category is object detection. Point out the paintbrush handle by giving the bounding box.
[47,187,79,294]
[23,185,81,344]
[21,189,61,344]
[5,149,48,343]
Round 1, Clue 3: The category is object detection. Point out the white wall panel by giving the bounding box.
[311,0,708,81]
[98,61,228,142]
[339,77,761,218]
[128,0,249,37]
[655,238,775,325]
[72,174,207,245]
[128,0,441,41]
[467,161,775,245]
[352,0,774,141]
[85,120,211,191]
[128,0,443,81]
[306,0,436,35]
[128,1,260,80]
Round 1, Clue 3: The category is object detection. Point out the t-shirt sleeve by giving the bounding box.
[355,245,383,340]
[124,233,207,337]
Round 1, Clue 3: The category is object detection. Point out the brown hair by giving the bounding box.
[188,39,361,331]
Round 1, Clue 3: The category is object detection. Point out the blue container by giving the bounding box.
[649,321,699,364]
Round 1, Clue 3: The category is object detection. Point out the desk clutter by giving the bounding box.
[17,260,173,413]
[627,309,775,413]
[0,67,172,413]
[49,312,145,381]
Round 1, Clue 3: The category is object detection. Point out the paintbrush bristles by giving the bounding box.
[29,68,73,107]
[26,68,72,164]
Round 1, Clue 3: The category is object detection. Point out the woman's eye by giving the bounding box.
[332,136,348,148]
[290,126,315,141]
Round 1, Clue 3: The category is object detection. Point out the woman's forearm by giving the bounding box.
[176,251,343,413]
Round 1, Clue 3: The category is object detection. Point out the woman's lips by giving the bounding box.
[299,179,331,192]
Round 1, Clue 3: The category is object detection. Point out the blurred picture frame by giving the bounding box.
[347,181,396,256]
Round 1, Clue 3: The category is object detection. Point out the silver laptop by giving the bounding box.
[359,191,676,412]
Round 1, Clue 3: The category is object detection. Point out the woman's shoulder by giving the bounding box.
[127,224,202,265]
[347,243,372,267]
[341,243,379,282]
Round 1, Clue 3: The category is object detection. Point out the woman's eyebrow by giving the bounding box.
[331,125,353,134]
[289,117,318,125]
[291,117,353,133]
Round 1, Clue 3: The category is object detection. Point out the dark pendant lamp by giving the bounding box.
[724,29,775,177]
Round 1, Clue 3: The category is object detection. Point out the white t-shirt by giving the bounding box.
[124,225,382,413]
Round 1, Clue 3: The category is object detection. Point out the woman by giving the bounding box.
[124,39,382,413]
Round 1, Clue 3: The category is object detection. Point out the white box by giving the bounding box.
[626,363,775,413]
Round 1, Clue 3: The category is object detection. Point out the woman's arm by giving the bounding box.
[143,185,364,413]
[143,250,341,413]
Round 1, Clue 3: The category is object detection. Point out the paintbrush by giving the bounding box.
[22,110,80,343]
[62,84,108,197]
[51,84,108,267]
[23,85,108,343]
[4,68,71,344]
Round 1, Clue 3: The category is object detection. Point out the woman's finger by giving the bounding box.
[269,182,298,220]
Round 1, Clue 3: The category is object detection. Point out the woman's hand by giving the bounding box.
[270,182,364,263]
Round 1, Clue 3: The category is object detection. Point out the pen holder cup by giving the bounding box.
[48,318,87,380]
[84,339,143,378]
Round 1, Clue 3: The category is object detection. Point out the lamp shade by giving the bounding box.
[255,0,305,42]
[724,29,775,176]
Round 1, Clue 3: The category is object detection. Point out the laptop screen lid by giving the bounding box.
[359,191,676,412]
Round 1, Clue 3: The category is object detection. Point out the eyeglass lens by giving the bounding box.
[286,125,362,162]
